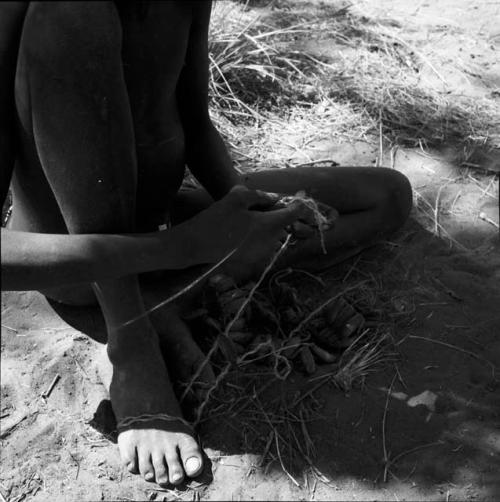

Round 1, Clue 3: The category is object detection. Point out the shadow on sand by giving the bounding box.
[50,215,500,499]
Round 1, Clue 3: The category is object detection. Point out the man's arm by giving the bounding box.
[1,227,201,291]
[176,1,241,201]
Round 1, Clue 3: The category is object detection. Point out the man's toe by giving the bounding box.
[179,438,203,477]
[165,449,184,485]
[138,450,155,482]
[126,460,139,475]
[118,439,138,474]
[152,453,169,486]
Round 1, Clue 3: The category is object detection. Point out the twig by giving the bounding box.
[449,190,462,214]
[1,324,18,333]
[272,267,326,288]
[193,364,232,426]
[389,440,444,466]
[288,280,368,340]
[114,246,239,330]
[479,211,499,229]
[72,355,89,378]
[41,374,61,399]
[290,376,335,409]
[390,145,398,169]
[225,236,291,334]
[342,254,362,283]
[382,30,448,85]
[413,189,468,251]
[407,335,497,378]
[382,373,397,483]
[259,431,275,467]
[376,108,383,167]
[183,235,292,409]
[468,174,497,200]
[275,431,301,487]
[394,364,407,390]
[254,394,301,487]
[433,183,448,237]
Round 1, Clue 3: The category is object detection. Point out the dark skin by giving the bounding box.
[0,1,412,488]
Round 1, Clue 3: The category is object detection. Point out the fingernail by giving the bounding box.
[185,456,201,473]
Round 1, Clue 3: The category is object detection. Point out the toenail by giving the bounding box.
[127,462,135,471]
[158,476,169,485]
[171,472,182,483]
[185,457,200,473]
[145,472,154,481]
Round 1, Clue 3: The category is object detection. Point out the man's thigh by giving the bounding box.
[241,166,410,214]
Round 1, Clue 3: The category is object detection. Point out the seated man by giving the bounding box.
[0,1,412,488]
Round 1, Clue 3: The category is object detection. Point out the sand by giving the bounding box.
[1,0,499,500]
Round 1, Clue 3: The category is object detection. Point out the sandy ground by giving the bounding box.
[1,0,499,501]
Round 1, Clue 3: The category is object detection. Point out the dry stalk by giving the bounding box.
[333,330,394,391]
[381,373,397,483]
[113,246,238,330]
[209,0,500,169]
[288,280,368,340]
[413,188,469,251]
[254,394,302,487]
[188,235,293,422]
[407,335,497,378]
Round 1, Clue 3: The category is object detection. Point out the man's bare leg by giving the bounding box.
[243,166,412,269]
[172,166,412,274]
[13,3,202,485]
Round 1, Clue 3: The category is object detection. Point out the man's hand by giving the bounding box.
[179,185,311,267]
[265,192,339,240]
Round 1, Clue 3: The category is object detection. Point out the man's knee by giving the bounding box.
[377,168,413,231]
[20,2,122,72]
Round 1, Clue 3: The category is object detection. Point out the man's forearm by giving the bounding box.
[185,121,241,200]
[0,226,197,291]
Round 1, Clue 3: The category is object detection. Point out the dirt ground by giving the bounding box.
[1,0,499,501]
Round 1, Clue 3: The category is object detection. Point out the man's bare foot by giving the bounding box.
[108,329,204,486]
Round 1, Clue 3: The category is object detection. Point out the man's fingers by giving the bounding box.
[267,200,310,229]
[267,199,340,236]
[228,185,280,210]
[316,202,338,226]
[290,221,315,239]
[322,206,339,229]
[295,200,339,230]
[247,189,281,210]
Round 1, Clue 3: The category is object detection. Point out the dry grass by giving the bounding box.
[208,0,500,171]
[187,255,401,478]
